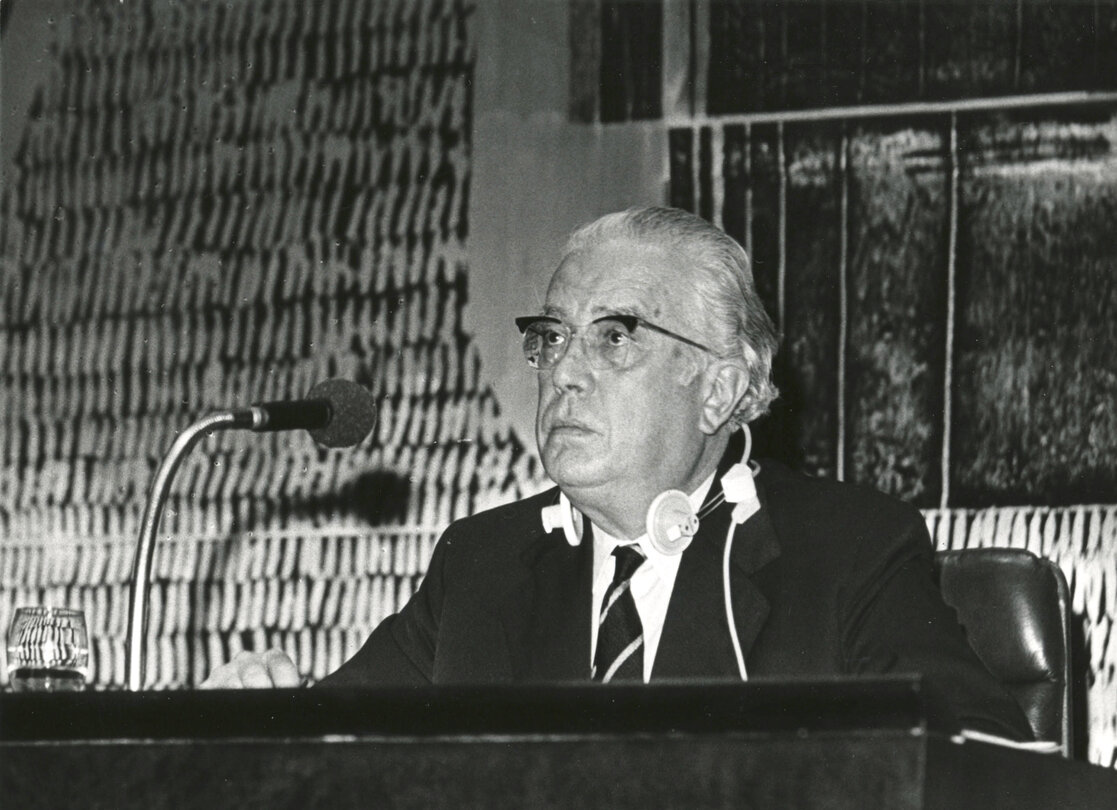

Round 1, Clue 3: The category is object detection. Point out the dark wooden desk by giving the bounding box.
[2,677,1115,809]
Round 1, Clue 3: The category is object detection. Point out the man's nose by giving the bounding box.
[549,333,595,391]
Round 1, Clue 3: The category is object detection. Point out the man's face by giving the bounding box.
[535,237,710,506]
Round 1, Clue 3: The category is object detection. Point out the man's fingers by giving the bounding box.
[238,659,273,688]
[199,658,251,689]
[199,650,300,689]
[264,649,301,687]
[198,666,239,689]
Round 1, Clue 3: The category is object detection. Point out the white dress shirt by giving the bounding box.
[589,473,716,681]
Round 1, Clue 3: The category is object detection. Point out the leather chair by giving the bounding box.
[935,548,1073,756]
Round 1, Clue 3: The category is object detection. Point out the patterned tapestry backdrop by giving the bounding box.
[0,0,547,689]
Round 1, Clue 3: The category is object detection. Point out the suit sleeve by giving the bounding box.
[316,527,452,688]
[840,515,1035,741]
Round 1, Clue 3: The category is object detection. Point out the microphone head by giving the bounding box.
[306,378,377,448]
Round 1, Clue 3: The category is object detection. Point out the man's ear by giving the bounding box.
[699,360,750,434]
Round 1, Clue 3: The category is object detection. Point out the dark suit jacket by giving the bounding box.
[322,457,1032,740]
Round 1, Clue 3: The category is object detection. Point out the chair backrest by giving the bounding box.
[935,548,1072,757]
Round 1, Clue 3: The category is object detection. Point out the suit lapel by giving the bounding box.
[653,471,781,680]
[499,519,593,682]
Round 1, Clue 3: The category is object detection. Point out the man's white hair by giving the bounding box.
[563,206,780,424]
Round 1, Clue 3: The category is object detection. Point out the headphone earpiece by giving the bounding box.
[720,460,760,524]
[540,504,563,534]
[541,493,583,546]
[645,490,698,555]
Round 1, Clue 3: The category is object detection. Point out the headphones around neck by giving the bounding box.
[540,426,761,555]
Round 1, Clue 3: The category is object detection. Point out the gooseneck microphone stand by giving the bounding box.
[124,379,374,691]
[126,410,253,691]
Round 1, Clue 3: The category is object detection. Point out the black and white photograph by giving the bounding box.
[2,0,1116,805]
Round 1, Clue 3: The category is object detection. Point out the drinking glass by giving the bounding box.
[6,607,89,692]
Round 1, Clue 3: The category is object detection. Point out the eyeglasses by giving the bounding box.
[514,313,715,371]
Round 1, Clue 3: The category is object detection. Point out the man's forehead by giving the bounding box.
[543,239,680,319]
[542,283,652,320]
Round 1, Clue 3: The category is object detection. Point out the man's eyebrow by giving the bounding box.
[591,305,643,320]
[538,304,645,320]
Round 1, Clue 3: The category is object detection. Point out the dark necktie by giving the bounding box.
[592,544,646,682]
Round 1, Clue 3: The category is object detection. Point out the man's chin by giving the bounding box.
[541,448,609,491]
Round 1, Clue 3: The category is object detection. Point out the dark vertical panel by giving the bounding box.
[952,115,1117,505]
[747,124,782,328]
[668,128,695,211]
[913,2,1017,100]
[961,1,1017,96]
[721,124,749,247]
[922,2,980,101]
[746,123,793,464]
[762,2,790,110]
[1100,4,1117,90]
[845,121,949,506]
[707,0,767,114]
[569,0,601,123]
[783,1,825,109]
[862,0,922,104]
[779,123,843,478]
[709,0,788,112]
[821,0,864,106]
[698,126,713,222]
[600,0,662,122]
[1019,1,1099,92]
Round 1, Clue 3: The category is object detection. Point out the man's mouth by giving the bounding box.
[547,419,596,435]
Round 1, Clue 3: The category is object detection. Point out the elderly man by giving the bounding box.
[203,207,1031,740]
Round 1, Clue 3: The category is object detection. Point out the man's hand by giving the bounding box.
[199,649,301,689]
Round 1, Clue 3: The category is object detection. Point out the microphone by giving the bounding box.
[239,378,377,448]
[126,378,376,689]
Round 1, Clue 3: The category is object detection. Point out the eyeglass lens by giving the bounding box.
[521,318,638,370]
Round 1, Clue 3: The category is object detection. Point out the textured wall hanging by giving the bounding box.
[0,0,547,691]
